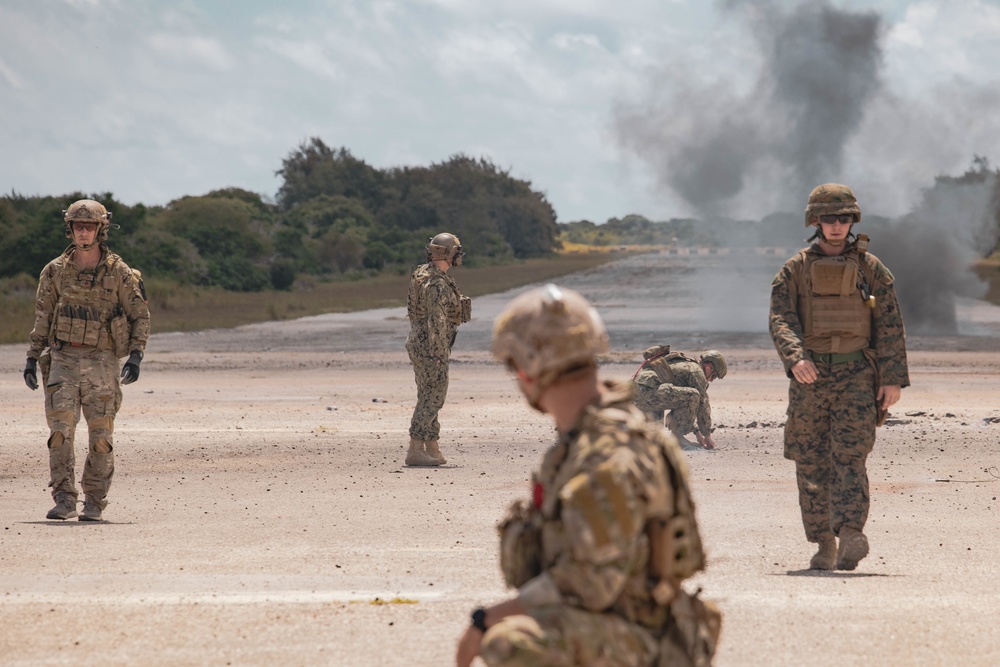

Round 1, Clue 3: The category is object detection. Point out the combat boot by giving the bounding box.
[424,440,447,466]
[79,495,106,522]
[405,438,437,467]
[809,534,837,570]
[836,527,869,571]
[46,493,78,520]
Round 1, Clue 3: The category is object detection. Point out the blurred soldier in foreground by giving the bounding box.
[456,284,720,667]
[770,184,909,571]
[23,199,150,522]
[633,346,727,451]
[404,233,471,466]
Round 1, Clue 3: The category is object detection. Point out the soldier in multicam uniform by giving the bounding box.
[455,284,720,667]
[632,346,727,451]
[404,232,471,467]
[22,199,150,522]
[769,184,909,571]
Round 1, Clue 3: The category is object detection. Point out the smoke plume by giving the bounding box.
[614,0,1000,336]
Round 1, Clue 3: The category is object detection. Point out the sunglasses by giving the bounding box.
[818,214,855,225]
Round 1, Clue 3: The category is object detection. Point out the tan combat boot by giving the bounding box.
[836,527,869,571]
[424,440,447,466]
[46,493,78,521]
[405,438,437,467]
[79,495,107,522]
[809,534,838,570]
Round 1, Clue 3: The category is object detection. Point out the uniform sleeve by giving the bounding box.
[696,391,712,436]
[118,265,151,353]
[523,453,648,612]
[27,265,58,359]
[769,260,807,376]
[869,258,909,388]
[421,280,456,360]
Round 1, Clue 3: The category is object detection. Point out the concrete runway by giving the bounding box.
[2,252,999,666]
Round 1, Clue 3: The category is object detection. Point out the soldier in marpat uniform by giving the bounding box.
[633,346,727,450]
[404,232,471,467]
[769,184,909,571]
[456,285,720,667]
[23,199,150,522]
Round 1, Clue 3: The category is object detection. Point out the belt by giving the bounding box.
[809,350,865,364]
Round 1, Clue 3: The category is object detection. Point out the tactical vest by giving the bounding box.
[798,250,872,354]
[644,352,696,386]
[49,252,136,357]
[407,263,470,325]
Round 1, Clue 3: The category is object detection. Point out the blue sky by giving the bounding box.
[2,0,999,222]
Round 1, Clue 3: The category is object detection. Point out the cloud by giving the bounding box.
[0,56,24,89]
[145,33,236,71]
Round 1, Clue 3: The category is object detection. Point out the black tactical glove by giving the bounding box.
[120,350,143,385]
[23,358,38,391]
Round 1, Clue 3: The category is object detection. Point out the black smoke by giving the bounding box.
[614,0,1000,336]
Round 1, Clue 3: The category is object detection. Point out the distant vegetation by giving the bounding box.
[1,143,998,344]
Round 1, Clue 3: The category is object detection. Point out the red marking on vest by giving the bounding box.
[533,483,544,509]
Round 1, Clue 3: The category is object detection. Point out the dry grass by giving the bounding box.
[0,253,619,345]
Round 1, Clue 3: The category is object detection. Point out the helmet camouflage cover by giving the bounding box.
[700,350,727,379]
[492,284,608,388]
[427,232,465,265]
[804,183,861,227]
[63,199,112,242]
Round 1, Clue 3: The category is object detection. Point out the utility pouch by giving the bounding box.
[110,313,130,358]
[459,295,472,323]
[497,500,542,589]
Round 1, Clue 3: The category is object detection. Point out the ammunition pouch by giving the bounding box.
[459,295,472,324]
[657,589,722,667]
[497,500,542,589]
[54,305,110,349]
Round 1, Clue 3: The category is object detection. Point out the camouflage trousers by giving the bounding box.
[635,383,701,435]
[480,606,658,667]
[784,359,876,542]
[407,349,449,441]
[44,346,122,504]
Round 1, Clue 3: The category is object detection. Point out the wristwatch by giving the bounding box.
[471,607,487,632]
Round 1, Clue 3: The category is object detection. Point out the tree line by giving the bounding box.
[0,138,561,291]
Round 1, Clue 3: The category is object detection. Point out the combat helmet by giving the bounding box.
[700,350,727,380]
[804,183,861,227]
[427,232,465,266]
[492,284,608,408]
[63,199,112,244]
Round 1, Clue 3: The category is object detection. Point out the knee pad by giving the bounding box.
[93,437,113,454]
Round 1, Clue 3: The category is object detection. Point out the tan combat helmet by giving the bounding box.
[700,350,727,379]
[804,183,861,227]
[64,199,112,244]
[427,232,465,266]
[492,284,608,408]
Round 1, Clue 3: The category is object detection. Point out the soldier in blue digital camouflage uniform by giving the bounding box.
[769,184,909,571]
[404,233,471,467]
[456,285,720,667]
